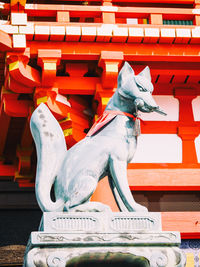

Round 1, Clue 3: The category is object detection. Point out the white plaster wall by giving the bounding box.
[195,135,200,163]
[192,96,200,121]
[139,95,179,121]
[132,134,182,163]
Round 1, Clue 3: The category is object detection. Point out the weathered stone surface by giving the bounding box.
[31,231,181,246]
[25,246,186,267]
[24,212,186,267]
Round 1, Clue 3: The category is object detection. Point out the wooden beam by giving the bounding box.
[128,168,200,191]
[140,121,200,134]
[11,74,198,97]
[4,65,200,96]
[0,1,196,18]
[162,212,200,239]
[28,42,200,62]
[56,77,100,95]
[23,4,196,19]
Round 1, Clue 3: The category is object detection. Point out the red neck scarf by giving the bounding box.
[87,110,135,137]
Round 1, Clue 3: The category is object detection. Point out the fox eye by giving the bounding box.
[137,84,148,92]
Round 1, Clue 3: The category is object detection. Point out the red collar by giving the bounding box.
[87,110,136,137]
[103,110,136,120]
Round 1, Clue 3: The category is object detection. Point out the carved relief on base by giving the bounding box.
[25,246,186,267]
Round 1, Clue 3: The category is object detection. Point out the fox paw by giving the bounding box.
[132,203,148,212]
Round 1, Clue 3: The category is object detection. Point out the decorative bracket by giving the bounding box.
[7,50,41,91]
[37,49,61,87]
[98,51,124,89]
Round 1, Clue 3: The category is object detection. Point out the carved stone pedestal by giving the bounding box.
[24,212,186,267]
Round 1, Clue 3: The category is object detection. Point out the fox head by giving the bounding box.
[117,62,166,115]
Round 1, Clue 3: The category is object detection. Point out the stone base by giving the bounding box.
[25,245,185,267]
[24,212,186,267]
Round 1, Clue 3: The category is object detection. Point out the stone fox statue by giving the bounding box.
[30,62,166,213]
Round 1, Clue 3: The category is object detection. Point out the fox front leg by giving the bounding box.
[109,156,148,212]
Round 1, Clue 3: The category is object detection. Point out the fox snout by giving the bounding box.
[134,97,167,115]
[134,96,157,113]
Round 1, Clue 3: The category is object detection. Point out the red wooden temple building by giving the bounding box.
[0,0,200,265]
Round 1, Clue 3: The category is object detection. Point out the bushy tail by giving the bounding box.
[30,103,67,212]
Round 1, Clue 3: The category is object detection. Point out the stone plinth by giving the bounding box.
[24,212,186,267]
[43,212,162,232]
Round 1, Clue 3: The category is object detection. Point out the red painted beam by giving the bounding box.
[17,181,35,187]
[28,42,200,63]
[112,6,193,17]
[0,163,16,177]
[128,162,200,168]
[0,1,196,19]
[162,212,200,239]
[56,77,100,95]
[3,98,33,117]
[25,4,101,17]
[38,77,200,96]
[23,4,196,19]
[1,87,33,117]
[7,74,196,97]
[128,168,200,191]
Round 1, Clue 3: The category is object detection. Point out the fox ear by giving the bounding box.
[118,62,135,88]
[138,66,151,81]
